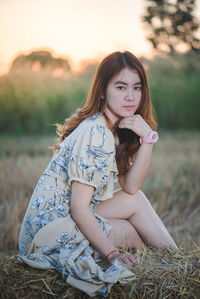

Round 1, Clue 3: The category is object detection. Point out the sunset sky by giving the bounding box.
[0,0,200,74]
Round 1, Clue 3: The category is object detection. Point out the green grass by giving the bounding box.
[0,70,91,135]
[0,52,200,135]
[0,134,56,157]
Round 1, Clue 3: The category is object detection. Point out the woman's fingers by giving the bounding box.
[118,115,152,137]
[121,253,138,266]
[120,255,133,266]
[128,255,138,265]
[109,253,138,267]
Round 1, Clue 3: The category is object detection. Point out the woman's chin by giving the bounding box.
[121,111,134,118]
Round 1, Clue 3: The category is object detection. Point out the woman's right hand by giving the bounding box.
[107,251,138,266]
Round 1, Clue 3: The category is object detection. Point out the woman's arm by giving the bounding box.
[118,143,153,195]
[71,181,116,257]
[70,181,137,266]
[117,114,155,195]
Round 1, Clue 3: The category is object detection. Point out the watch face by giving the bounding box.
[152,134,157,140]
[151,132,158,143]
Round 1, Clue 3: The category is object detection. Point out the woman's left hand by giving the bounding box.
[107,251,138,266]
[118,114,152,138]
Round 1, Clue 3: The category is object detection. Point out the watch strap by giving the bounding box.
[140,131,159,144]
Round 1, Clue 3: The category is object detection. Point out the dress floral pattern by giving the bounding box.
[18,112,135,297]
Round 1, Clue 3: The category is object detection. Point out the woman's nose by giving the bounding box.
[125,90,135,101]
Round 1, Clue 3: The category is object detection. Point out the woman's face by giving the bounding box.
[104,67,142,126]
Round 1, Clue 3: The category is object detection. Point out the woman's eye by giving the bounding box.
[135,85,141,90]
[117,86,125,90]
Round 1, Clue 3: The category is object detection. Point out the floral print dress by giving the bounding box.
[18,112,135,297]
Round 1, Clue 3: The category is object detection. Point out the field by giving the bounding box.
[1,39,200,299]
[0,131,200,298]
[0,131,200,255]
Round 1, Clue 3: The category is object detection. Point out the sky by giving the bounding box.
[0,0,153,74]
[0,0,199,74]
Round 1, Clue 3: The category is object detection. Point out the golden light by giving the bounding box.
[0,0,154,76]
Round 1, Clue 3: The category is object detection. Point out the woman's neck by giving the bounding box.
[103,110,120,134]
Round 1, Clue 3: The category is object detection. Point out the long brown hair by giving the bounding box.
[52,51,157,174]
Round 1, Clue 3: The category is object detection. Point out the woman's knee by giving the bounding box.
[121,188,150,206]
[131,189,152,212]
[95,189,151,220]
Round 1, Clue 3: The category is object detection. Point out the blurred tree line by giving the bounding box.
[0,0,199,135]
[10,50,71,73]
[142,0,200,53]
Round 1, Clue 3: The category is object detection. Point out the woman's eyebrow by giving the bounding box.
[114,80,141,85]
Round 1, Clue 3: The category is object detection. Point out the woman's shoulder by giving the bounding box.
[58,112,115,153]
[77,112,114,139]
[82,112,106,126]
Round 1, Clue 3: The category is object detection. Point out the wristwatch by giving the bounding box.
[140,131,159,144]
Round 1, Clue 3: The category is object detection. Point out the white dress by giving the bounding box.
[18,112,135,297]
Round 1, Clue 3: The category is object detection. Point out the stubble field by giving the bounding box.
[0,131,199,255]
[0,131,200,298]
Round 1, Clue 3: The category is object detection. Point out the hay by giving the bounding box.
[0,246,199,298]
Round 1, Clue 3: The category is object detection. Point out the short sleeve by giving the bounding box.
[61,122,119,197]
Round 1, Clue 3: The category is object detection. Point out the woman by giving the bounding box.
[18,51,178,297]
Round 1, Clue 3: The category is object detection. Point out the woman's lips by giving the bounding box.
[123,106,135,111]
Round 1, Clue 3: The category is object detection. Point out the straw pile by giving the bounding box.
[0,245,199,298]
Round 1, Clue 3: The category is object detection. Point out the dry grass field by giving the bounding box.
[0,131,200,298]
[0,131,199,254]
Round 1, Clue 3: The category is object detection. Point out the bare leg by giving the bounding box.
[95,189,178,249]
[106,218,145,250]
